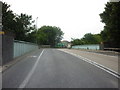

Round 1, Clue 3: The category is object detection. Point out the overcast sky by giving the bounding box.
[2,0,109,41]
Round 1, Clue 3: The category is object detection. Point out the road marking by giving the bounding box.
[29,56,37,58]
[58,49,120,79]
[19,49,44,88]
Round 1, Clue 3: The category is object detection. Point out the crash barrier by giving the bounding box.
[14,40,38,58]
[72,44,100,50]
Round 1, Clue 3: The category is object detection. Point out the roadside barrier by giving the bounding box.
[72,44,100,50]
[14,40,38,58]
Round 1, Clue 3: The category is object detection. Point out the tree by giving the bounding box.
[100,29,110,42]
[71,38,84,45]
[2,2,15,32]
[100,2,120,47]
[37,26,64,47]
[14,13,34,41]
[71,33,102,45]
[82,33,102,44]
[2,2,35,41]
[26,26,37,43]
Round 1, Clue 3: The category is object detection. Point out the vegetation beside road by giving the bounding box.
[2,2,120,48]
[2,2,64,47]
[71,2,120,48]
[29,25,64,47]
[2,2,35,41]
[71,33,102,46]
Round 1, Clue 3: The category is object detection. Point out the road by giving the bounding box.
[60,49,118,73]
[2,49,118,88]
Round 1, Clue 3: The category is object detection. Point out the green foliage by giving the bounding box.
[37,26,64,47]
[2,2,15,31]
[2,2,35,41]
[82,33,97,44]
[13,13,34,41]
[71,33,102,45]
[100,2,120,47]
[2,2,64,46]
[100,29,110,42]
[26,29,37,43]
[71,38,84,45]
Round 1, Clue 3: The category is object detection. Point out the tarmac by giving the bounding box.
[59,49,119,74]
[0,49,40,73]
[0,48,119,74]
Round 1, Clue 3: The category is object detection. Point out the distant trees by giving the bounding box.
[37,26,64,47]
[100,2,120,47]
[71,33,102,45]
[71,39,83,45]
[82,33,102,44]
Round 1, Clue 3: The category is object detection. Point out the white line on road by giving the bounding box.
[58,49,120,79]
[18,49,44,88]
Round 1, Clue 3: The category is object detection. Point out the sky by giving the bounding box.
[2,0,109,41]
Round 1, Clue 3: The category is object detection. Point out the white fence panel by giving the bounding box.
[72,44,100,50]
[14,40,38,58]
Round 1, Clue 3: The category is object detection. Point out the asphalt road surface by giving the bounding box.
[2,49,118,88]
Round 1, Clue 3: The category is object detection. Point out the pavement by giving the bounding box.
[2,49,119,88]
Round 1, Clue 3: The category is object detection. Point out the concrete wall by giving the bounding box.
[2,38,38,65]
[2,32,14,65]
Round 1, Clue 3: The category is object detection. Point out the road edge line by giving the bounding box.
[18,49,44,88]
[58,49,120,79]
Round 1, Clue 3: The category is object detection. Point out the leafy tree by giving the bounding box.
[37,26,64,47]
[82,33,95,44]
[71,33,102,45]
[26,26,37,43]
[14,13,34,41]
[71,38,84,45]
[2,2,35,41]
[93,34,102,44]
[100,2,120,47]
[2,2,15,32]
[82,33,102,44]
[100,29,110,42]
